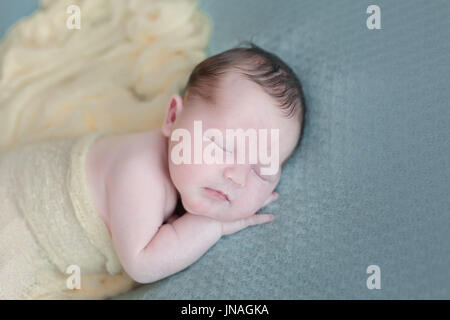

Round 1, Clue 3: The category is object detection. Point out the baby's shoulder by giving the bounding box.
[105,131,166,188]
[103,130,177,219]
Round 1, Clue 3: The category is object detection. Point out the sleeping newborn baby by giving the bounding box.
[86,44,306,284]
[0,43,305,298]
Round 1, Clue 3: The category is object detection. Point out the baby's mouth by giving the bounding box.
[203,187,230,202]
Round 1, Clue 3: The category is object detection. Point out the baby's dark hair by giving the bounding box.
[184,41,307,154]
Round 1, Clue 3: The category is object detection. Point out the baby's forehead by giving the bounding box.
[190,72,301,158]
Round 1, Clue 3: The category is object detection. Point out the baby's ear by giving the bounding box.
[262,192,279,207]
[162,94,184,137]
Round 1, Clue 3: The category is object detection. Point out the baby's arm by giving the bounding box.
[134,213,221,283]
[132,212,274,284]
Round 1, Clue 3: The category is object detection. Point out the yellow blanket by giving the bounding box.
[0,0,211,299]
[0,0,211,152]
[0,131,137,299]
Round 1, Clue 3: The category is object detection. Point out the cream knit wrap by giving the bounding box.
[0,131,138,299]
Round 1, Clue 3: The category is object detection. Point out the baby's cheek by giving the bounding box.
[171,163,199,191]
[239,187,268,215]
[175,163,195,180]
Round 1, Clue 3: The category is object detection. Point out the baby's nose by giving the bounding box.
[223,166,249,188]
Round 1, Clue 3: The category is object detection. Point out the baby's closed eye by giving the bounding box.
[205,135,233,154]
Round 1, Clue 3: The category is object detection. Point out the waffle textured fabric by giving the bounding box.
[2,0,449,299]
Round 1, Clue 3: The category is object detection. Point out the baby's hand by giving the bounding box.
[221,213,275,236]
[262,192,279,207]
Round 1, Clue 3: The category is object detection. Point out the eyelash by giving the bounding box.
[206,136,232,154]
[206,136,269,183]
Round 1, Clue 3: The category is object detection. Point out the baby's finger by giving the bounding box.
[247,213,274,226]
[221,219,248,235]
[262,192,279,207]
[221,214,274,235]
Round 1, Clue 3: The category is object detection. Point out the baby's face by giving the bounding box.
[163,73,300,221]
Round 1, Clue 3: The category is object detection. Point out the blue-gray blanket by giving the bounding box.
[2,0,449,299]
